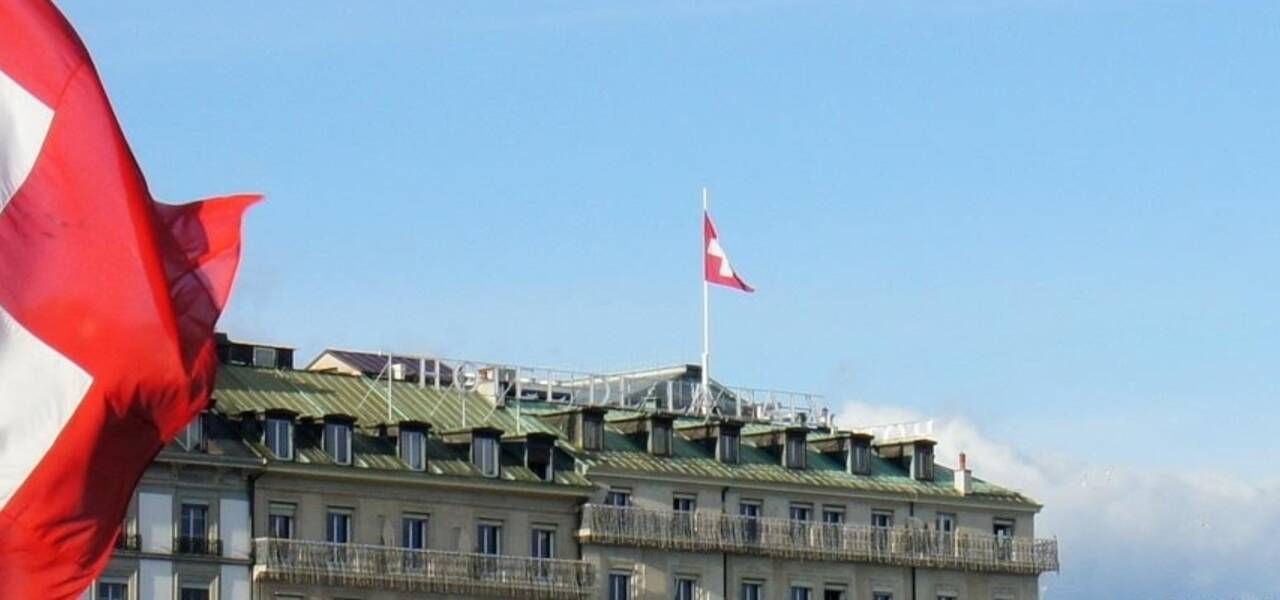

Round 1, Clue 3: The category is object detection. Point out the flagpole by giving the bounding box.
[701,187,711,415]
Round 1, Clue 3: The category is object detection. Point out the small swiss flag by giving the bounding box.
[704,212,754,293]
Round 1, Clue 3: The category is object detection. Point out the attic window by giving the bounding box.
[911,442,935,481]
[718,427,740,464]
[649,419,673,457]
[580,413,604,451]
[176,413,205,452]
[324,420,353,465]
[252,346,278,368]
[399,428,427,471]
[472,434,500,478]
[526,437,554,482]
[264,416,294,460]
[851,441,872,476]
[784,431,807,470]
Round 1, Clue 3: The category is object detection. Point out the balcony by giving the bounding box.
[579,504,1059,576]
[175,535,223,556]
[253,538,596,600]
[114,532,141,552]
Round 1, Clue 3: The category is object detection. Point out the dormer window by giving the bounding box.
[472,433,500,478]
[324,420,353,466]
[264,415,294,460]
[525,434,555,482]
[910,440,935,481]
[176,413,205,452]
[784,431,807,470]
[399,427,428,472]
[850,434,873,476]
[580,411,604,451]
[717,426,741,465]
[252,346,279,368]
[649,417,673,457]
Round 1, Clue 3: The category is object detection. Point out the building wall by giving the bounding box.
[86,457,255,600]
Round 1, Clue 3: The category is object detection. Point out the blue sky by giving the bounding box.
[60,2,1280,597]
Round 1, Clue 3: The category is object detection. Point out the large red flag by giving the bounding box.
[704,212,754,293]
[0,2,257,597]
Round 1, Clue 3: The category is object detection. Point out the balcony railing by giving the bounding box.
[175,535,222,556]
[114,532,141,552]
[253,538,595,600]
[579,504,1058,575]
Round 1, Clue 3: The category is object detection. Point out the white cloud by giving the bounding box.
[836,401,1280,599]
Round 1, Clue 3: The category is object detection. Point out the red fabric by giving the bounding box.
[0,1,257,597]
[703,212,754,293]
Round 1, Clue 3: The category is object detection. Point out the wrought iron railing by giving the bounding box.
[579,504,1058,575]
[253,538,595,600]
[175,535,222,556]
[114,532,141,552]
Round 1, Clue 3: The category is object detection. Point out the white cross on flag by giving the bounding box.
[0,2,256,597]
[704,211,754,293]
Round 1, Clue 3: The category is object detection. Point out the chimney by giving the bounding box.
[955,452,973,495]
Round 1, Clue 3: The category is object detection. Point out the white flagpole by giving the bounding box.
[701,187,711,415]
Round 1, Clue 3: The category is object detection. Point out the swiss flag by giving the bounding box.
[704,212,754,293]
[0,2,256,597]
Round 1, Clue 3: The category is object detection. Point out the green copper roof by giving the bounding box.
[212,365,589,488]
[582,412,1039,507]
[211,366,1036,506]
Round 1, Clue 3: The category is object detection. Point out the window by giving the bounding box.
[741,581,763,600]
[911,444,935,480]
[872,510,894,528]
[526,437,554,482]
[324,421,353,465]
[581,415,604,451]
[823,587,846,600]
[177,413,204,451]
[472,435,499,477]
[327,509,352,544]
[739,500,762,543]
[672,494,696,537]
[268,503,295,539]
[252,346,278,368]
[872,510,894,551]
[97,581,127,600]
[400,429,427,471]
[605,489,631,507]
[937,594,957,600]
[264,416,293,460]
[178,503,209,553]
[650,420,673,456]
[935,512,956,534]
[821,506,845,524]
[785,434,807,469]
[403,514,428,550]
[674,577,697,600]
[790,586,812,600]
[532,526,555,558]
[180,585,210,600]
[477,521,503,555]
[608,572,631,600]
[718,428,740,464]
[873,593,893,600]
[994,518,1015,560]
[789,503,812,521]
[850,442,872,475]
